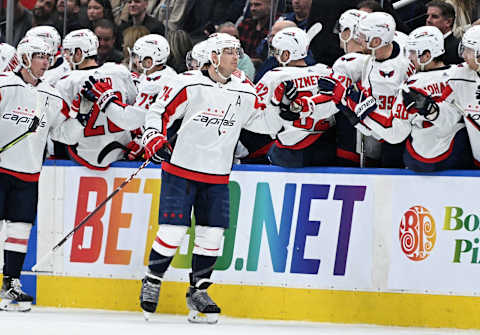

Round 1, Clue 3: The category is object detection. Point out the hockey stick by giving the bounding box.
[32,102,200,272]
[306,22,323,42]
[0,94,46,155]
[32,158,151,271]
[97,141,129,164]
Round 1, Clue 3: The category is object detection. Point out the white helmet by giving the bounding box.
[0,43,20,72]
[186,40,210,70]
[26,26,61,65]
[132,34,170,72]
[17,36,50,67]
[207,32,240,62]
[355,12,396,51]
[459,25,480,69]
[335,9,365,36]
[63,29,98,66]
[271,27,309,66]
[406,26,444,68]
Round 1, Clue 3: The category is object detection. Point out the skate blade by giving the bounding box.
[0,300,31,312]
[143,311,153,321]
[187,310,219,324]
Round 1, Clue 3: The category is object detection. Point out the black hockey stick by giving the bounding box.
[0,116,40,154]
[97,141,129,164]
[32,158,151,271]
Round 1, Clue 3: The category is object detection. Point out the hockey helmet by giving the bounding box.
[132,34,170,72]
[26,26,61,66]
[334,9,365,40]
[354,12,396,50]
[406,26,444,67]
[207,33,240,63]
[459,25,480,69]
[271,27,309,66]
[17,36,50,68]
[186,40,210,70]
[0,43,20,72]
[63,29,99,66]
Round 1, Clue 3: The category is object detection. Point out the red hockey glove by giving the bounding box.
[317,76,346,104]
[337,84,377,125]
[81,76,119,111]
[126,136,144,160]
[142,128,171,164]
[279,96,314,121]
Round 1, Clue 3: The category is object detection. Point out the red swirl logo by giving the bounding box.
[399,206,436,261]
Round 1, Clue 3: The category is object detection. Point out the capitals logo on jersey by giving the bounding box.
[379,69,395,78]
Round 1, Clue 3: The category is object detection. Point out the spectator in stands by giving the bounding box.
[282,0,311,30]
[180,0,246,44]
[166,30,193,73]
[254,19,316,83]
[87,0,114,29]
[217,21,256,81]
[32,0,57,27]
[94,19,123,65]
[117,0,165,47]
[426,0,463,64]
[150,0,190,33]
[238,0,275,67]
[0,1,32,46]
[121,25,150,74]
[53,0,82,36]
[445,0,476,38]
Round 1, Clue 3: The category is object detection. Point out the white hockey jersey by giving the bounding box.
[362,66,465,160]
[146,70,277,184]
[43,57,71,88]
[0,72,80,180]
[56,62,138,169]
[255,64,336,148]
[105,65,177,130]
[443,63,480,166]
[330,43,415,160]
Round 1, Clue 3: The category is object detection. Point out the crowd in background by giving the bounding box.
[2,0,479,78]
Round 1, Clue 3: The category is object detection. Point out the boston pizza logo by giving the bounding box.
[399,206,436,261]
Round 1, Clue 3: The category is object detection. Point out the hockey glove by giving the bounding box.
[142,128,172,164]
[81,76,119,111]
[338,84,377,126]
[401,87,439,121]
[277,80,298,112]
[126,136,144,160]
[317,76,346,104]
[279,96,314,121]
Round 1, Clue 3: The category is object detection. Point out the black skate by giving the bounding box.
[186,278,221,324]
[0,276,33,312]
[139,273,162,321]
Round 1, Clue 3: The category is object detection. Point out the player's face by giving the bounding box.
[218,47,239,76]
[407,50,421,69]
[461,47,480,71]
[30,53,50,78]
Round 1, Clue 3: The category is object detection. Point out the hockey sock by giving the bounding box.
[191,254,217,284]
[148,249,173,278]
[3,250,26,278]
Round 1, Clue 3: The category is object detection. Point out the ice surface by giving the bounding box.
[2,307,480,335]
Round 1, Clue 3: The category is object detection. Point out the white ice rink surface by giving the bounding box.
[2,307,480,335]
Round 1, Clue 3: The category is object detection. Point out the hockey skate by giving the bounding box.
[186,278,221,324]
[0,276,33,312]
[139,273,162,321]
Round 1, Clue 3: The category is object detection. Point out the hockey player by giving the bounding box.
[254,27,337,167]
[442,25,480,168]
[0,36,80,311]
[55,29,138,169]
[342,26,471,171]
[82,34,177,158]
[25,26,71,88]
[313,12,415,167]
[139,32,277,323]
